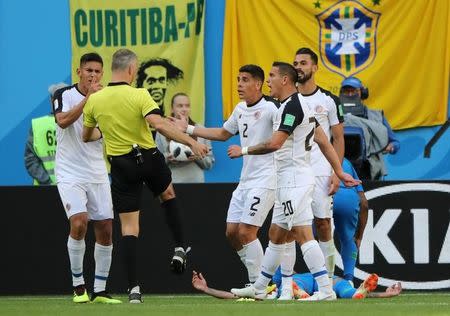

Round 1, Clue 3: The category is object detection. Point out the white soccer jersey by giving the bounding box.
[223,96,279,189]
[53,85,109,183]
[274,93,316,188]
[302,86,344,176]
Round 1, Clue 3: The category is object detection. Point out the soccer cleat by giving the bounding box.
[298,291,337,301]
[265,284,278,300]
[170,246,191,274]
[129,285,143,304]
[73,285,89,303]
[231,284,266,300]
[91,291,122,304]
[292,282,310,299]
[278,286,294,300]
[352,273,379,299]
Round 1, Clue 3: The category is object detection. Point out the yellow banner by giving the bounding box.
[223,0,450,129]
[70,0,205,123]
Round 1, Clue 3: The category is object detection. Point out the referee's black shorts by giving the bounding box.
[110,147,172,213]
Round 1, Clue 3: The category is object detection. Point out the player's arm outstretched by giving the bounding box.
[367,282,402,298]
[171,116,233,141]
[192,271,237,299]
[191,126,234,141]
[147,114,208,159]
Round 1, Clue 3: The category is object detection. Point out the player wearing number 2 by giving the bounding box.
[228,62,360,301]
[172,64,279,285]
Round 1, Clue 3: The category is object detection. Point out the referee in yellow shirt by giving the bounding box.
[82,48,208,303]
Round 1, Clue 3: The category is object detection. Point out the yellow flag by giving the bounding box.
[223,0,450,129]
[70,0,205,124]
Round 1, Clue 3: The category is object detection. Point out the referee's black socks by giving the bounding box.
[122,235,139,290]
[161,198,185,249]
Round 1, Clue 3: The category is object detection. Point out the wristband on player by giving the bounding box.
[186,124,195,135]
[241,146,249,155]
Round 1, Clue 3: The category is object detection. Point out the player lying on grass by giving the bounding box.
[192,270,402,300]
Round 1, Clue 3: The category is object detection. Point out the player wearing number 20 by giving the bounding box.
[228,62,360,301]
[173,64,279,285]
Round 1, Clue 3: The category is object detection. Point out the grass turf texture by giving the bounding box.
[0,293,449,316]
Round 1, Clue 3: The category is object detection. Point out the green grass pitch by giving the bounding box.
[0,293,449,316]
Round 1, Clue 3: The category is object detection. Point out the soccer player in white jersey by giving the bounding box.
[53,53,120,304]
[173,65,278,285]
[228,62,360,301]
[289,47,345,279]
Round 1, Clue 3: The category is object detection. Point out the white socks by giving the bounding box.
[254,241,285,291]
[243,239,264,283]
[94,243,113,293]
[67,236,85,287]
[237,247,247,267]
[319,239,336,278]
[280,241,296,291]
[301,240,333,295]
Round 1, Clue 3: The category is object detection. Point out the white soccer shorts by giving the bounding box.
[226,187,275,226]
[57,182,114,220]
[272,184,314,230]
[312,176,333,219]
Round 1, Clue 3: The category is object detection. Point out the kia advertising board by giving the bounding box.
[340,182,450,290]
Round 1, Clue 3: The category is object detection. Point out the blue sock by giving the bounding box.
[272,267,282,289]
[333,279,356,298]
[340,237,358,281]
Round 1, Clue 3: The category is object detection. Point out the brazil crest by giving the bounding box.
[316,0,381,78]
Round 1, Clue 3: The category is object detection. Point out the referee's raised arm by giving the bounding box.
[145,112,208,159]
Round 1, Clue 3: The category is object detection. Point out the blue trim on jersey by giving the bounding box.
[261,271,273,279]
[72,272,83,278]
[94,275,108,281]
[281,273,294,277]
[312,270,328,278]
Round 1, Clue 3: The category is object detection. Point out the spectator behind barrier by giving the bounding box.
[24,82,68,185]
[155,93,215,183]
[340,77,400,180]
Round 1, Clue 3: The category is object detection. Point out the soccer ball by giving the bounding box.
[169,141,193,161]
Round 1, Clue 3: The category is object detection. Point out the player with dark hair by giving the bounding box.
[53,52,121,304]
[172,64,280,286]
[192,270,402,300]
[291,47,345,281]
[228,62,360,301]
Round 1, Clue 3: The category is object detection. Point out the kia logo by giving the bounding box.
[336,183,450,290]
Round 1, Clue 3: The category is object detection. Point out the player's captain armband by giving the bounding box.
[186,125,195,135]
[283,114,295,127]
